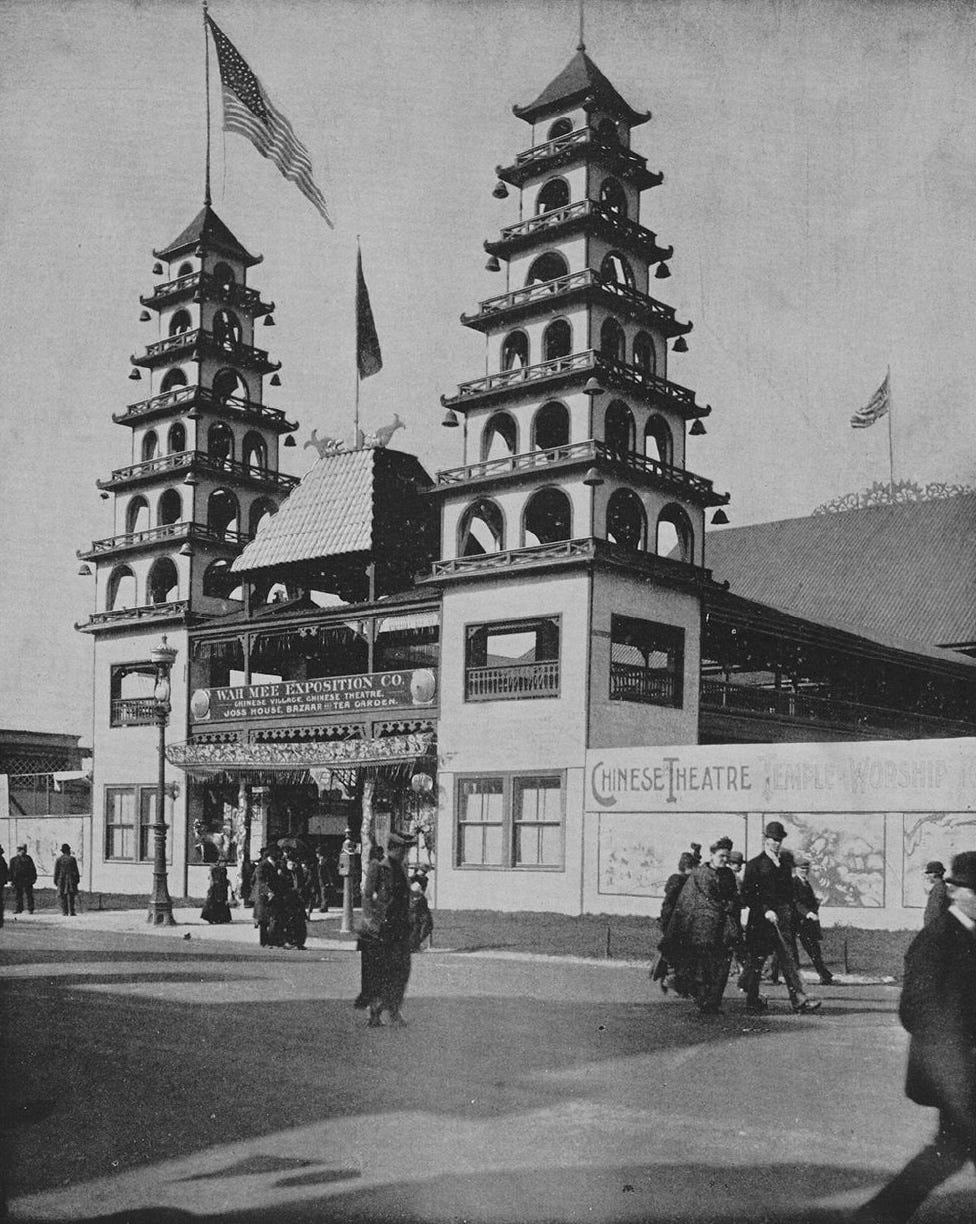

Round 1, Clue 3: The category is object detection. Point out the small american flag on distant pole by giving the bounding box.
[206,13,334,228]
[850,371,890,428]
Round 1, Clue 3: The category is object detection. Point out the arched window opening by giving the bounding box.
[213,262,235,291]
[208,489,240,539]
[501,330,529,371]
[600,252,635,290]
[158,488,182,527]
[107,566,136,612]
[536,178,570,214]
[249,498,277,537]
[543,319,572,362]
[533,401,570,451]
[547,117,573,141]
[459,499,504,557]
[523,488,572,547]
[125,496,150,535]
[525,251,568,286]
[177,261,193,278]
[212,309,242,348]
[633,332,656,375]
[599,178,628,217]
[160,367,188,394]
[481,413,518,461]
[208,422,234,464]
[600,317,626,363]
[147,558,179,606]
[243,432,268,470]
[605,400,635,455]
[596,117,619,145]
[168,309,192,337]
[213,368,250,403]
[203,559,237,599]
[644,415,672,466]
[606,488,646,549]
[141,431,158,462]
[656,504,694,563]
[167,422,186,454]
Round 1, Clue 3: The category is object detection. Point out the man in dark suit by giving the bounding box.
[854,850,976,1223]
[739,821,821,1015]
[923,860,950,928]
[53,843,80,915]
[792,855,833,985]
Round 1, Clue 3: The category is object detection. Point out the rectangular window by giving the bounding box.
[609,614,684,707]
[465,616,560,701]
[104,785,170,862]
[456,772,564,869]
[139,789,157,861]
[109,663,157,727]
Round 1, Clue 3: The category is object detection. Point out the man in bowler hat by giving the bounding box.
[923,860,950,928]
[739,821,821,1015]
[855,850,976,1222]
[53,844,80,915]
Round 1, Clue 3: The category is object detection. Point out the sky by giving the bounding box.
[2,0,975,738]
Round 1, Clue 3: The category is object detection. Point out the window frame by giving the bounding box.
[463,614,561,703]
[455,770,566,871]
[104,784,171,863]
[609,614,685,708]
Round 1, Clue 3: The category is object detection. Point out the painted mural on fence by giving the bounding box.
[597,812,749,898]
[771,812,886,908]
[902,812,976,908]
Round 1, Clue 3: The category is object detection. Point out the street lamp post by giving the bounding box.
[147,635,178,926]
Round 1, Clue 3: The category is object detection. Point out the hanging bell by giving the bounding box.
[492,180,509,199]
[77,563,92,577]
[484,254,501,272]
[153,262,164,275]
[183,473,197,486]
[283,434,297,447]
[99,491,110,500]
[711,508,730,525]
[582,377,605,397]
[128,368,142,381]
[179,542,194,557]
[442,408,460,428]
[139,310,152,322]
[270,373,281,387]
[672,335,689,352]
[263,314,276,326]
[689,418,706,436]
[582,467,604,487]
[655,262,671,279]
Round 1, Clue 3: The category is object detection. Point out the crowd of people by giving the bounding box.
[655,821,827,1016]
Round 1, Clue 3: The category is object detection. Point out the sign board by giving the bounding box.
[190,668,437,723]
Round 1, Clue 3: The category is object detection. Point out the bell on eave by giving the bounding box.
[672,335,689,353]
[139,310,152,322]
[485,254,501,272]
[442,409,460,428]
[270,373,281,387]
[711,508,730,525]
[583,377,605,397]
[492,180,509,199]
[689,418,706,436]
[77,563,92,577]
[99,491,110,500]
[582,467,604,487]
[283,434,297,447]
[183,473,197,486]
[263,314,276,326]
[179,542,194,557]
[128,368,142,380]
[655,262,671,279]
[153,262,164,275]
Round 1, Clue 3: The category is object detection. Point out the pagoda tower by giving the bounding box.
[429,44,729,912]
[77,205,298,891]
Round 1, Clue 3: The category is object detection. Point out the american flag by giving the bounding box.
[850,372,890,429]
[207,15,334,228]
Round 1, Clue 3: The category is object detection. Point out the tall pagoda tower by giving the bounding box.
[429,44,729,912]
[77,206,298,892]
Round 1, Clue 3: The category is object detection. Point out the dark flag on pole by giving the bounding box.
[356,249,383,379]
[206,14,334,227]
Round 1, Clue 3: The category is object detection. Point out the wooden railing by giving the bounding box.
[494,199,668,256]
[102,449,298,489]
[139,328,271,366]
[81,521,251,557]
[116,385,290,427]
[111,697,158,727]
[465,660,559,700]
[464,268,679,325]
[610,662,677,705]
[509,127,651,178]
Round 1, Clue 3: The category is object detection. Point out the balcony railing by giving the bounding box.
[141,271,265,312]
[506,128,654,181]
[464,268,680,327]
[434,439,715,500]
[492,200,670,258]
[610,662,678,705]
[137,328,272,367]
[699,679,976,738]
[101,449,299,490]
[80,600,190,630]
[445,349,698,413]
[80,521,251,558]
[465,660,560,701]
[114,384,292,429]
[111,697,158,727]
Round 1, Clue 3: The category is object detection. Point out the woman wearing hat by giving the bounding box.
[356,830,417,1026]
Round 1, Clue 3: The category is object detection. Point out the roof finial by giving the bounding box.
[577,0,586,51]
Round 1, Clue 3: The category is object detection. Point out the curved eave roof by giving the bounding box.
[513,48,650,127]
[154,205,262,267]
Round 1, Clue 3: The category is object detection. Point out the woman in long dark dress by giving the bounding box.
[357,832,416,1025]
[200,863,232,924]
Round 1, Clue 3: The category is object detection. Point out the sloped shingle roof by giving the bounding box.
[706,494,976,650]
[513,48,649,126]
[154,206,261,267]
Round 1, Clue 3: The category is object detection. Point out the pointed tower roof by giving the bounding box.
[153,205,262,267]
[513,46,650,127]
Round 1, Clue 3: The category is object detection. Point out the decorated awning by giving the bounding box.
[166,731,435,784]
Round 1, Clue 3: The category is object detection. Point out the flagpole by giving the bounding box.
[203,0,212,207]
[355,237,361,448]
[886,365,895,490]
